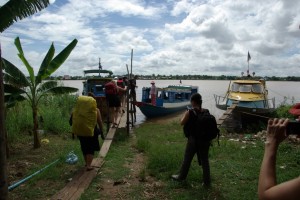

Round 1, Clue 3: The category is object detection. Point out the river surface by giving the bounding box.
[62,80,300,124]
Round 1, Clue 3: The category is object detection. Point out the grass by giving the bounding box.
[78,120,300,199]
[8,133,84,200]
[80,129,134,200]
[5,100,300,199]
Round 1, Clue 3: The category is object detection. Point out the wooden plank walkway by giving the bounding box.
[51,109,127,200]
[216,102,238,127]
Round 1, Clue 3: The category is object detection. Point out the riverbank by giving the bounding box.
[81,119,300,200]
[6,104,300,199]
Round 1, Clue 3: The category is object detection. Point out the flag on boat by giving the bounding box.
[247,51,251,62]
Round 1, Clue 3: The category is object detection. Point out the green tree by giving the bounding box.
[0,1,51,199]
[3,37,78,149]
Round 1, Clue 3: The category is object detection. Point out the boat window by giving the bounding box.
[175,93,183,99]
[252,84,263,93]
[157,91,162,98]
[231,83,240,92]
[95,85,104,92]
[239,85,252,92]
[163,92,168,99]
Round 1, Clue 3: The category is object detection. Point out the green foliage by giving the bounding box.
[39,94,77,134]
[271,105,294,119]
[5,102,32,142]
[3,37,78,148]
[0,0,50,33]
[5,94,77,142]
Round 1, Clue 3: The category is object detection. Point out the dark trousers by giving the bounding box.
[179,136,211,184]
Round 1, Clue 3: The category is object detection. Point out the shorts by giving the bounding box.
[106,94,121,107]
[78,128,101,155]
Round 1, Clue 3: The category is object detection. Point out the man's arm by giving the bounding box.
[258,118,300,200]
[180,110,189,126]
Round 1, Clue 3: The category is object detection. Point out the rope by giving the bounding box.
[238,111,270,120]
[268,88,299,102]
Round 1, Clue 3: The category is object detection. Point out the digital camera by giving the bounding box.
[286,120,300,135]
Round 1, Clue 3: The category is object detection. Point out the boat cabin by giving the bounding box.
[229,80,265,94]
[141,85,198,106]
[82,69,113,96]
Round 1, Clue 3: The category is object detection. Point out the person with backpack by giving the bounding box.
[105,80,126,127]
[172,93,219,187]
[70,95,104,171]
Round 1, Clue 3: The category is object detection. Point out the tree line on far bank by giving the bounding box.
[50,74,300,81]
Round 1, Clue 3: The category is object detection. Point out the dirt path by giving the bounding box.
[96,133,167,200]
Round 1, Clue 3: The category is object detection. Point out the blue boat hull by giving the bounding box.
[136,102,188,118]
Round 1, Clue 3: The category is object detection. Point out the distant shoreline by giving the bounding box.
[57,77,300,82]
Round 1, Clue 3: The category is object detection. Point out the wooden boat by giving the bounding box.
[214,78,275,114]
[135,85,198,118]
[82,69,113,117]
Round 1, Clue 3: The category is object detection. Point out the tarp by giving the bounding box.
[289,103,300,116]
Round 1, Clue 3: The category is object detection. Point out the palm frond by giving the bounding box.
[2,58,30,87]
[37,80,58,93]
[4,83,26,94]
[44,86,78,94]
[4,94,27,108]
[42,39,78,79]
[0,0,50,33]
[15,37,35,84]
[36,43,55,84]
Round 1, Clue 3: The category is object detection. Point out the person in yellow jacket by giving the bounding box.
[70,94,104,170]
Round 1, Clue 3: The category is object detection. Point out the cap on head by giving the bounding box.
[151,81,155,84]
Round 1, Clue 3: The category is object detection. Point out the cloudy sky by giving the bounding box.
[1,0,300,77]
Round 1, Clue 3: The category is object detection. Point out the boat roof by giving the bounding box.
[84,69,113,76]
[167,85,198,89]
[232,80,262,84]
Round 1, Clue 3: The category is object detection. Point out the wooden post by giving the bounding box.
[0,43,8,199]
[126,64,130,134]
[130,49,133,79]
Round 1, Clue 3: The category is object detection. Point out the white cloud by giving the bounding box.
[1,0,300,77]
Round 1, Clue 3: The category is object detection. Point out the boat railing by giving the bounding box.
[267,97,276,109]
[214,94,227,106]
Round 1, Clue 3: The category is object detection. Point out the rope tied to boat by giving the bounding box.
[239,111,270,120]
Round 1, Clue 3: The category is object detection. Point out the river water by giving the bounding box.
[62,80,300,124]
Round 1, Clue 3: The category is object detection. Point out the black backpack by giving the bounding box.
[183,109,220,142]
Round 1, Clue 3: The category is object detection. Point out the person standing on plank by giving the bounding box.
[70,95,104,171]
[150,81,157,106]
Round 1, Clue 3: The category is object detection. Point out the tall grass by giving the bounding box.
[5,94,77,143]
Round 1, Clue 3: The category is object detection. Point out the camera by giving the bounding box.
[286,120,300,135]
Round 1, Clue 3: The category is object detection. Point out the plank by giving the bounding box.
[118,110,127,128]
[99,111,124,157]
[216,102,238,127]
[52,103,127,200]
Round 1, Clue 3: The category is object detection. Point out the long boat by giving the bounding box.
[214,78,275,114]
[135,84,198,118]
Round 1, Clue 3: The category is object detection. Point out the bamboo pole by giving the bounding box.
[126,64,130,134]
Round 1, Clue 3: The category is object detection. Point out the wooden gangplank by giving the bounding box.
[216,102,238,127]
[52,109,127,200]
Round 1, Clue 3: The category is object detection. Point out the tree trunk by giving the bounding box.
[4,109,9,159]
[33,107,40,148]
[0,43,8,199]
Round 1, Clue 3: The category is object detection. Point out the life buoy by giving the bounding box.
[289,103,300,116]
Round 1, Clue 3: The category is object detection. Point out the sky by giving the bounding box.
[1,0,300,77]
